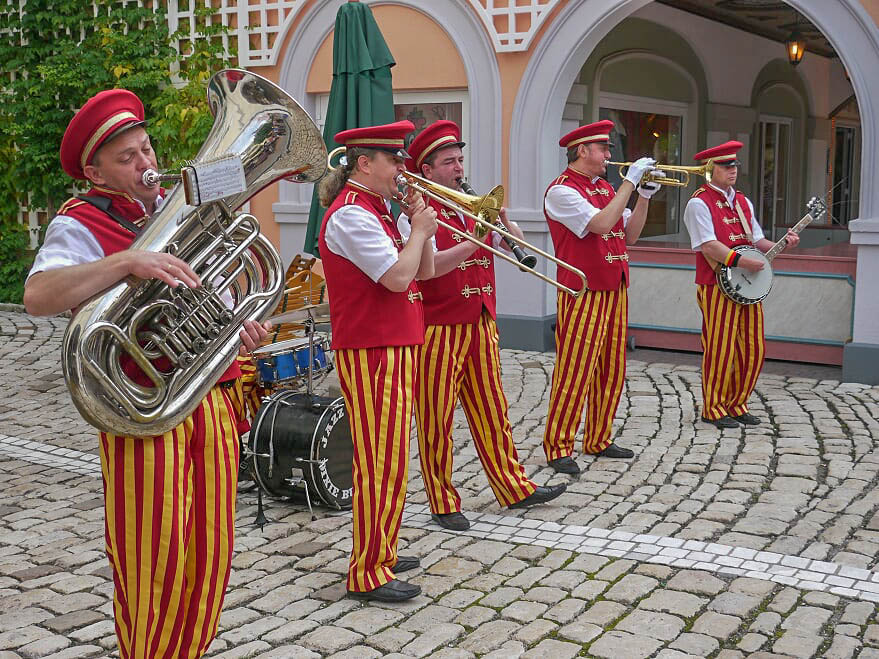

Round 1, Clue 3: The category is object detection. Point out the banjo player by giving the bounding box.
[682,140,800,430]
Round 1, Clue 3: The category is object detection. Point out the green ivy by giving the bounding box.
[0,222,31,303]
[0,1,234,302]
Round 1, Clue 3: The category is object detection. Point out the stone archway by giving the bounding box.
[509,0,879,382]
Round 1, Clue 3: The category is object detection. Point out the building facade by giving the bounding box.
[167,1,879,382]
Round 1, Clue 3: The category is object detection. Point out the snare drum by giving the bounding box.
[253,336,331,386]
[249,391,353,509]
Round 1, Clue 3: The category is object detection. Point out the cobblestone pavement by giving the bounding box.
[2,308,879,658]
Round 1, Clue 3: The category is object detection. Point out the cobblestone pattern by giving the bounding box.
[3,309,879,658]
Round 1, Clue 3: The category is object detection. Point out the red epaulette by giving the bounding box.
[343,190,359,205]
[553,174,569,185]
[691,186,708,199]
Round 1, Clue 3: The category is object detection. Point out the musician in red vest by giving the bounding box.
[317,120,437,603]
[682,141,799,429]
[542,120,659,475]
[23,89,268,658]
[399,120,566,532]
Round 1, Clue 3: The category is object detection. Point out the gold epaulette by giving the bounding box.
[553,174,569,185]
[690,186,708,199]
[344,190,359,205]
[57,197,87,215]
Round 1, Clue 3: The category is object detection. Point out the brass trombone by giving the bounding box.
[325,147,588,297]
[607,160,714,187]
[395,171,588,297]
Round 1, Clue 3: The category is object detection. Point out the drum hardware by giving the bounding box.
[248,391,353,518]
[269,303,331,324]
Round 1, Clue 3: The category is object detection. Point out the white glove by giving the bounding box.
[623,157,656,187]
[637,171,663,199]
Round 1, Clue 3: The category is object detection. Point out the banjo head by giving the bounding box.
[717,246,772,304]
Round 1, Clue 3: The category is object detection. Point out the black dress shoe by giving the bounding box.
[347,579,421,602]
[732,412,760,426]
[508,483,567,509]
[548,456,581,475]
[393,555,420,573]
[595,443,634,459]
[431,512,470,531]
[701,415,740,429]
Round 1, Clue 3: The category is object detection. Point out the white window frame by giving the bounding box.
[758,113,794,236]
[597,91,691,240]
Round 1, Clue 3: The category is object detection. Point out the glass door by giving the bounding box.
[758,118,791,237]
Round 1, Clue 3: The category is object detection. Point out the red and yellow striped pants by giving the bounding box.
[335,346,415,593]
[415,312,536,513]
[543,284,628,461]
[98,384,240,659]
[228,356,266,433]
[697,284,765,420]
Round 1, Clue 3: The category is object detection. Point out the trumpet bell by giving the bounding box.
[608,161,713,187]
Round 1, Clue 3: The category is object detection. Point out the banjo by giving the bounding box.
[716,197,826,305]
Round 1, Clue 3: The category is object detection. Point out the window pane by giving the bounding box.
[760,122,777,232]
[394,103,463,146]
[598,107,682,237]
[776,123,789,229]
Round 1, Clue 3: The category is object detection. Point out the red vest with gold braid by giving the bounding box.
[319,183,425,350]
[417,198,496,325]
[544,168,629,291]
[691,185,755,285]
[58,186,241,385]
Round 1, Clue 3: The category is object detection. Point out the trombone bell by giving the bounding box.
[395,171,588,297]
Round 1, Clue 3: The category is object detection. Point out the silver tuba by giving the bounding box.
[61,69,327,436]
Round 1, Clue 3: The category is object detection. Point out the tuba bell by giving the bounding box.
[62,69,327,436]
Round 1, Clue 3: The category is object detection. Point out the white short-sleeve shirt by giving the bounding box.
[544,177,631,238]
[28,194,164,281]
[682,183,764,250]
[323,202,401,283]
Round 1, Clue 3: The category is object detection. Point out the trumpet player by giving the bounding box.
[682,141,799,429]
[398,120,566,532]
[317,120,437,603]
[23,89,268,658]
[542,120,660,474]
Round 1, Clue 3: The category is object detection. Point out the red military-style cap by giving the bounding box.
[694,140,743,166]
[334,120,415,159]
[559,119,615,149]
[405,120,466,172]
[60,89,146,180]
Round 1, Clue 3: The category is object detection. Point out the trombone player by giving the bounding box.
[318,120,437,603]
[399,120,567,532]
[542,120,659,474]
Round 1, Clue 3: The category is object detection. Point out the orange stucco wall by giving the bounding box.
[246,3,467,255]
[306,5,468,93]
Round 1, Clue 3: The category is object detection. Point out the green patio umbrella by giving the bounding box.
[303,0,396,256]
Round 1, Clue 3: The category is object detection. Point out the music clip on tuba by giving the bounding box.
[62,69,328,436]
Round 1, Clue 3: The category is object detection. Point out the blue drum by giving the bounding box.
[253,336,331,386]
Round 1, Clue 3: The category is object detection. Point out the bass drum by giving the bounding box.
[249,390,353,510]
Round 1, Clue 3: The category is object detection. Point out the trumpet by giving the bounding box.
[607,160,713,187]
[395,170,588,297]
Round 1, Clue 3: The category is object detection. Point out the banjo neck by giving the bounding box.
[763,211,815,263]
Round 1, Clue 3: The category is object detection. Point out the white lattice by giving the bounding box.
[467,0,563,52]
[166,0,307,67]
